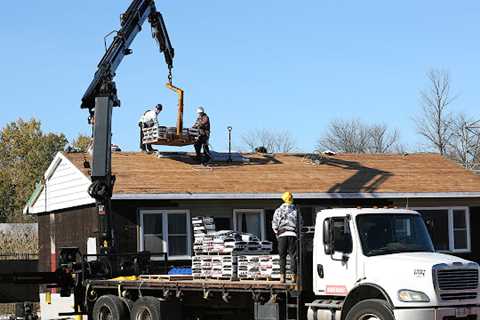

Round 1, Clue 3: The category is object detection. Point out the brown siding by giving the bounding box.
[54,206,98,254]
[38,205,97,276]
[37,214,50,273]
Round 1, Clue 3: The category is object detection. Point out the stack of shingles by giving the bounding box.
[239,255,291,280]
[238,255,260,278]
[192,216,216,255]
[191,216,278,280]
[192,217,216,278]
[211,255,237,278]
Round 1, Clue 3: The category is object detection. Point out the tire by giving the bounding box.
[345,299,394,320]
[121,298,134,315]
[131,297,162,320]
[92,295,129,320]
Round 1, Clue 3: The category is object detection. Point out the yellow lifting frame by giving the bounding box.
[165,82,184,136]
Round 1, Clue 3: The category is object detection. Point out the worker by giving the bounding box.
[192,106,211,164]
[272,192,298,283]
[139,104,162,152]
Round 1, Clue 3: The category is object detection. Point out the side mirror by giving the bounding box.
[323,218,334,255]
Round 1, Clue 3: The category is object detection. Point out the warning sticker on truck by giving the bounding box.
[326,285,348,295]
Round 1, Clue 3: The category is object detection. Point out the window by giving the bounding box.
[139,210,191,259]
[415,207,470,253]
[453,210,468,250]
[142,213,164,253]
[233,209,266,240]
[356,214,434,256]
[332,217,352,253]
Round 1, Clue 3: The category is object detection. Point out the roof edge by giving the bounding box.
[112,192,480,200]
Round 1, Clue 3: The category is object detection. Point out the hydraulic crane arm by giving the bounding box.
[81,0,174,111]
[80,0,175,254]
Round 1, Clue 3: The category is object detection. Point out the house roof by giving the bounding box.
[63,152,480,199]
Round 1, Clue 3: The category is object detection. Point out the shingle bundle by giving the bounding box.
[192,255,202,277]
[192,217,216,255]
[237,255,260,278]
[211,255,238,278]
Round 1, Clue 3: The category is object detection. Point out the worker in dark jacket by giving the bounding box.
[138,104,162,152]
[192,106,211,164]
[272,192,298,283]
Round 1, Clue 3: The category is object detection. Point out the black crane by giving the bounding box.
[80,0,174,254]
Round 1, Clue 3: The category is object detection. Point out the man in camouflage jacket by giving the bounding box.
[272,192,298,283]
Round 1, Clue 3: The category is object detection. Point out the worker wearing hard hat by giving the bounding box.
[192,106,211,164]
[139,104,163,152]
[272,192,298,283]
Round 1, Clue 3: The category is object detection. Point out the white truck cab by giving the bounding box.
[308,208,480,320]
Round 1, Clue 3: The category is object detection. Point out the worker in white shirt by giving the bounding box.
[139,104,162,152]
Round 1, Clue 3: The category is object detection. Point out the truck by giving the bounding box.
[70,207,478,320]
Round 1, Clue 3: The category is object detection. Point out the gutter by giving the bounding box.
[112,192,480,200]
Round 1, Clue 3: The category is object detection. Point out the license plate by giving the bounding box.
[456,307,468,317]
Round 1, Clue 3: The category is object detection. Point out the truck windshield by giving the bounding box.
[356,214,434,257]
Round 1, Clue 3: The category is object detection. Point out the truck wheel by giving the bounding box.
[121,298,134,315]
[131,297,161,320]
[92,295,129,320]
[345,299,394,320]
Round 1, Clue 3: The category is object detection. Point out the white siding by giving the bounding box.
[25,153,94,214]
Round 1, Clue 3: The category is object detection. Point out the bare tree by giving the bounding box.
[241,129,297,153]
[448,114,480,170]
[368,124,400,153]
[317,119,400,153]
[317,119,369,153]
[414,69,456,155]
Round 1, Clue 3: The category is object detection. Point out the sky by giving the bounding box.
[0,1,479,153]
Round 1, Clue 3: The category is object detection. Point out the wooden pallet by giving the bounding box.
[209,276,238,281]
[139,274,193,281]
[239,277,280,282]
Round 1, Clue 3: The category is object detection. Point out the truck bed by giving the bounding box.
[87,275,297,293]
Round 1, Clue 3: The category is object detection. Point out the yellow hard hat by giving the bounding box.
[282,192,293,204]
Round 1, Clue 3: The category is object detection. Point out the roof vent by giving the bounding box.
[322,150,336,156]
[255,146,268,154]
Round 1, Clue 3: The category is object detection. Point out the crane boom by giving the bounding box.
[80,0,175,254]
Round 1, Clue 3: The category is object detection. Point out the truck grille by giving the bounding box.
[435,268,479,301]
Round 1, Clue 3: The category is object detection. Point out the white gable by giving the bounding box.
[24,152,94,214]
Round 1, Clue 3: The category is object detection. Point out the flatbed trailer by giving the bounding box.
[88,277,296,292]
[84,276,304,320]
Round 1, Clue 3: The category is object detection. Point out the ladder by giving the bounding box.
[285,290,302,320]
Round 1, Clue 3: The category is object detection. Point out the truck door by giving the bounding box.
[314,216,358,296]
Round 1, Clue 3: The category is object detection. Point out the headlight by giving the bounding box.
[398,290,430,302]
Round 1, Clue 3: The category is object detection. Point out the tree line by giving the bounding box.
[243,69,480,170]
